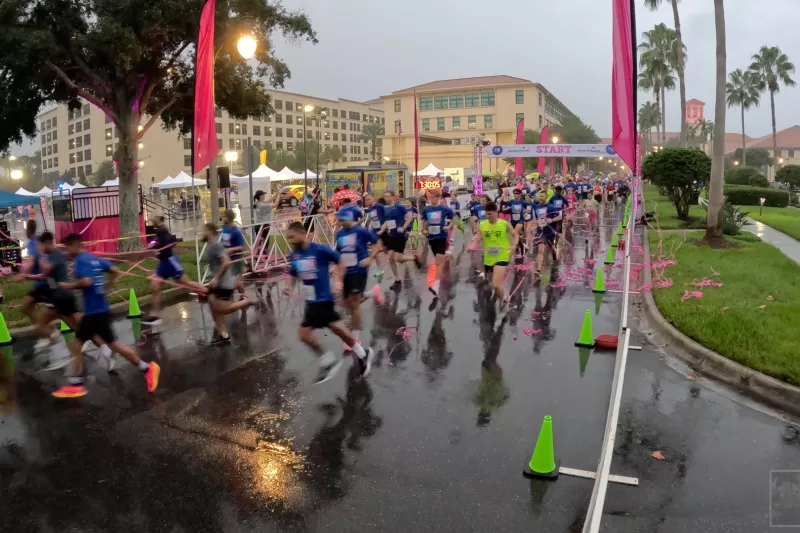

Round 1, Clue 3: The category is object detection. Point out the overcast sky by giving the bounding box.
[272,0,799,140]
[9,0,799,156]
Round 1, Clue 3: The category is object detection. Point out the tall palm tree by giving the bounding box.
[638,101,661,151]
[699,119,714,155]
[706,0,726,241]
[359,123,385,160]
[639,23,680,148]
[644,0,687,146]
[749,46,796,167]
[725,68,760,166]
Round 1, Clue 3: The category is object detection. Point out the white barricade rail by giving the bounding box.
[250,214,335,275]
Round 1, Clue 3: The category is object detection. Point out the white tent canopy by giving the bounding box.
[159,171,205,189]
[36,186,52,196]
[101,178,119,187]
[278,166,302,179]
[417,163,443,176]
[15,187,36,196]
[249,164,281,179]
[154,176,175,188]
[304,169,318,179]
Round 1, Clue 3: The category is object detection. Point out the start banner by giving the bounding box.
[487,144,620,159]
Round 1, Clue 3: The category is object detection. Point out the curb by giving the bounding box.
[640,227,800,418]
[8,286,190,341]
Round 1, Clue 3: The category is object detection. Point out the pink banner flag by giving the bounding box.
[192,0,220,174]
[611,0,636,171]
[515,118,524,178]
[537,126,549,175]
[413,88,420,180]
[562,156,568,175]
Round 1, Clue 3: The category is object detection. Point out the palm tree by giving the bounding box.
[699,119,714,155]
[639,24,680,147]
[644,0,687,146]
[359,123,385,160]
[705,0,726,241]
[749,46,796,167]
[725,68,760,166]
[638,101,661,152]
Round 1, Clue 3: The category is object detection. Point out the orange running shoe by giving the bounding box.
[52,384,87,399]
[145,362,161,392]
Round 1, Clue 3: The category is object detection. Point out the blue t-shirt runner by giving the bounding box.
[74,251,113,315]
[365,203,385,235]
[336,225,378,277]
[504,199,527,227]
[289,242,339,304]
[422,205,454,241]
[383,203,409,236]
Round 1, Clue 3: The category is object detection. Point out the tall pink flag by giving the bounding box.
[536,126,549,175]
[611,0,636,171]
[413,89,419,180]
[562,156,568,175]
[515,119,524,177]
[192,0,220,174]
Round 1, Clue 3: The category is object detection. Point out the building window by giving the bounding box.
[341,122,347,130]
[234,123,242,135]
[449,95,464,109]
[516,90,524,104]
[465,93,479,107]
[76,152,83,163]
[538,93,543,106]
[52,117,57,127]
[53,144,58,154]
[265,142,272,151]
[434,96,448,109]
[276,127,283,137]
[394,99,401,112]
[287,129,293,138]
[104,115,110,124]
[214,107,222,118]
[75,122,82,133]
[324,132,330,140]
[296,103,303,112]
[274,100,283,110]
[41,135,45,145]
[484,115,493,128]
[287,142,294,151]
[105,128,112,139]
[253,140,261,148]
[276,142,283,150]
[68,139,75,150]
[275,114,283,124]
[52,131,57,140]
[83,134,90,145]
[342,145,347,154]
[516,113,525,124]
[296,116,303,126]
[53,156,58,166]
[46,146,52,156]
[228,123,234,134]
[46,132,51,142]
[68,124,75,135]
[419,97,433,110]
[242,124,247,135]
[284,101,293,111]
[334,133,339,141]
[76,137,83,148]
[266,127,272,136]
[235,138,242,150]
[228,138,235,149]
[468,116,476,129]
[215,123,222,134]
[300,129,306,138]
[332,109,338,118]
[183,137,192,149]
[106,145,113,156]
[775,149,782,157]
[83,104,90,115]
[253,125,261,136]
[539,115,543,129]
[83,118,90,130]
[790,149,795,158]
[84,149,91,161]
[480,92,495,106]
[453,117,461,130]
[437,117,445,131]
[421,119,430,132]
[184,154,192,167]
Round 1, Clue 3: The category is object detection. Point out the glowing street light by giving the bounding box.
[138,160,145,168]
[225,151,238,163]
[734,160,739,166]
[138,142,144,150]
[778,157,785,164]
[237,33,257,59]
[8,155,16,162]
[551,136,559,143]
[10,169,22,180]
[760,197,766,216]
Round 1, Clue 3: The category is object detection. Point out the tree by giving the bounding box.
[551,115,601,169]
[698,119,714,155]
[502,128,541,172]
[93,160,117,186]
[0,0,317,249]
[639,23,681,147]
[726,147,770,169]
[359,123,385,161]
[268,151,296,172]
[725,68,760,166]
[291,139,323,175]
[749,46,796,166]
[725,166,768,187]
[642,148,709,220]
[644,0,687,146]
[776,165,800,194]
[705,0,727,241]
[320,146,342,165]
[638,101,661,153]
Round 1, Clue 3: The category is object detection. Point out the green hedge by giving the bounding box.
[725,166,769,187]
[725,185,790,207]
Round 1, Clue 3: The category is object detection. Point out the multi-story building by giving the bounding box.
[380,75,574,171]
[686,99,705,125]
[36,90,385,186]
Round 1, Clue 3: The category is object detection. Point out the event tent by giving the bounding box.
[417,163,443,176]
[154,176,175,188]
[250,164,281,179]
[101,178,119,186]
[160,171,205,189]
[15,187,36,196]
[0,190,41,208]
[278,167,303,179]
[36,186,52,196]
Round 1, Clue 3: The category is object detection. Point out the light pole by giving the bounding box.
[550,136,559,176]
[303,104,314,193]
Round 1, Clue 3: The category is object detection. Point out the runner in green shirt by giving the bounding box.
[469,201,518,304]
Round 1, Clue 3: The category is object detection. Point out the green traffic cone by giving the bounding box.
[0,313,14,346]
[610,231,619,248]
[578,347,592,377]
[523,415,560,479]
[594,292,604,315]
[604,246,615,265]
[617,222,624,236]
[127,289,143,319]
[575,309,595,348]
[60,320,73,334]
[592,269,606,294]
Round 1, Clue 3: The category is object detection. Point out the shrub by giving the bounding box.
[725,166,769,187]
[724,185,790,207]
[642,148,710,219]
[702,200,750,236]
[776,165,800,194]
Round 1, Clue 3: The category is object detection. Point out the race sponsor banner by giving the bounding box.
[487,144,620,159]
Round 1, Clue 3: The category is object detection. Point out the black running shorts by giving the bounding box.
[428,238,447,256]
[301,300,341,329]
[343,272,368,298]
[77,312,116,344]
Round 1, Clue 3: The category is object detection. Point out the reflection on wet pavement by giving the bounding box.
[1,212,799,533]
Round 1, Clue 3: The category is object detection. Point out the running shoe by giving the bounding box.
[358,348,375,377]
[210,333,231,345]
[145,362,161,392]
[313,357,343,385]
[371,285,386,305]
[52,384,87,398]
[43,344,72,372]
[429,280,440,297]
[81,340,96,354]
[141,315,163,326]
[343,338,360,352]
[390,280,402,290]
[374,268,385,277]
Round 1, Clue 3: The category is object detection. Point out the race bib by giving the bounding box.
[487,246,500,256]
[428,225,441,235]
[512,214,520,221]
[342,253,358,267]
[302,284,316,301]
[386,220,397,230]
[370,220,381,229]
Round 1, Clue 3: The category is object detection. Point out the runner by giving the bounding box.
[202,223,254,344]
[334,207,384,350]
[502,188,527,252]
[531,191,562,275]
[548,186,570,244]
[417,189,455,297]
[377,191,416,290]
[606,179,617,205]
[469,194,488,235]
[18,221,58,352]
[52,233,160,399]
[283,222,375,384]
[221,209,247,300]
[142,216,208,325]
[470,201,518,304]
[593,181,604,205]
[584,193,600,232]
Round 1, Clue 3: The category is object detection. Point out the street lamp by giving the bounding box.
[779,157,785,164]
[225,150,238,164]
[302,105,315,194]
[551,136,559,144]
[760,197,766,216]
[10,169,22,180]
[237,33,257,59]
[734,160,739,166]
[138,160,145,169]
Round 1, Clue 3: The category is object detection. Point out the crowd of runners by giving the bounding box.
[14,171,630,396]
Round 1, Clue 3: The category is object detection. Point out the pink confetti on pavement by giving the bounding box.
[550,281,567,288]
[681,290,703,302]
[693,279,723,288]
[523,328,542,336]
[585,258,597,267]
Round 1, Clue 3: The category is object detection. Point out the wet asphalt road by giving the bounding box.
[2,211,800,533]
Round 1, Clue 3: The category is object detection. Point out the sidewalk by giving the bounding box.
[745,217,800,264]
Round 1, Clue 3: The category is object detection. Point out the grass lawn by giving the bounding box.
[648,231,800,386]
[642,183,706,230]
[744,205,800,241]
[0,242,201,329]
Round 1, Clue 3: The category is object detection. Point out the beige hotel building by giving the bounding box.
[380,75,575,172]
[36,90,385,186]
